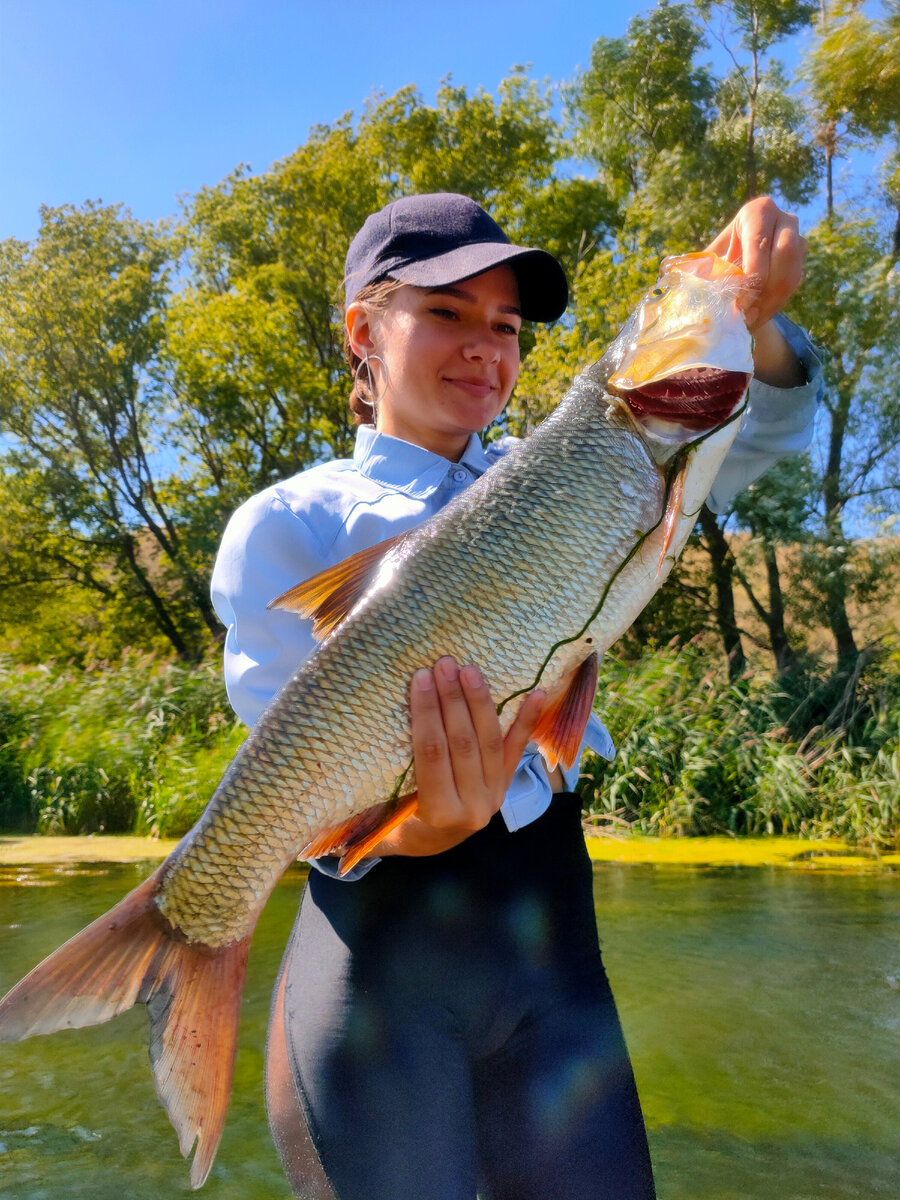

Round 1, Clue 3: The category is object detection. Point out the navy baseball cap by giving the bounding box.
[344,193,569,322]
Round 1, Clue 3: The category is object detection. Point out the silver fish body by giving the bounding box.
[157,372,669,943]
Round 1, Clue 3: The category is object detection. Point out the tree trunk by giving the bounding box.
[821,387,860,669]
[699,506,747,680]
[120,534,196,661]
[761,539,797,674]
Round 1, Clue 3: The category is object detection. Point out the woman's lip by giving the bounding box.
[445,377,497,399]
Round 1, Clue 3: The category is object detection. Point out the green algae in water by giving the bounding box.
[596,866,900,1199]
[1,863,898,1198]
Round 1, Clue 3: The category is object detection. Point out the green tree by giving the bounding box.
[790,215,900,669]
[572,2,719,248]
[731,454,817,674]
[0,203,215,660]
[695,1,819,199]
[804,1,900,241]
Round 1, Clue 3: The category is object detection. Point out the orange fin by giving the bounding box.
[658,461,687,575]
[267,532,407,638]
[531,652,599,771]
[0,865,252,1189]
[301,792,419,876]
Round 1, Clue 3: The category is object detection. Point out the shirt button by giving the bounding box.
[452,469,468,482]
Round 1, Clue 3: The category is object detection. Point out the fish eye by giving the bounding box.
[649,286,668,299]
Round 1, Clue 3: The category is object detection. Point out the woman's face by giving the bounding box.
[349,265,523,460]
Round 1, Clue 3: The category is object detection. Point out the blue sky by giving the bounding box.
[0,0,835,243]
[1,0,657,240]
[3,0,879,247]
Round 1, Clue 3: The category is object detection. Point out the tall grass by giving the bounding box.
[1,646,897,848]
[0,652,243,837]
[580,645,900,849]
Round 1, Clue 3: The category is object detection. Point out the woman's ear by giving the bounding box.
[346,303,376,359]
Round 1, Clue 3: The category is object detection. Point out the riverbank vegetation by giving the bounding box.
[1,644,897,850]
[1,2,898,846]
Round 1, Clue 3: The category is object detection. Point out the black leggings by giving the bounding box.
[266,794,656,1200]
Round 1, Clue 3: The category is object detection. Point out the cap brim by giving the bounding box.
[390,242,568,323]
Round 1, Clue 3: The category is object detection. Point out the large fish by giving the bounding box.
[0,251,754,1187]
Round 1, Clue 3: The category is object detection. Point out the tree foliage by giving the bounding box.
[0,6,897,700]
[0,203,219,660]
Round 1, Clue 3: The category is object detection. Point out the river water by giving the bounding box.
[1,861,897,1199]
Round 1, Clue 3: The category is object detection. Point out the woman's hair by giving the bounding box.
[344,278,401,425]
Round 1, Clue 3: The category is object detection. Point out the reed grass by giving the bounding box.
[0,652,243,837]
[1,646,897,848]
[580,645,900,850]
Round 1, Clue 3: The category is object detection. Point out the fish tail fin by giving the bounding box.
[0,866,252,1189]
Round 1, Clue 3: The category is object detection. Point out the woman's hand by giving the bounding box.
[706,196,808,388]
[376,657,547,858]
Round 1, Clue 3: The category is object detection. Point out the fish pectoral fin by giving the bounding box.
[301,792,420,876]
[531,652,599,771]
[267,532,408,638]
[0,865,252,1189]
[658,459,688,576]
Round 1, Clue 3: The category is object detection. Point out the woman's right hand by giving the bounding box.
[375,657,547,858]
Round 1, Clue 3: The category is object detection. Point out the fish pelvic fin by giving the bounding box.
[658,459,688,576]
[267,531,408,638]
[531,652,599,771]
[0,865,252,1189]
[301,791,420,876]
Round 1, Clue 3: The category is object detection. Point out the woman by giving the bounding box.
[211,193,822,1199]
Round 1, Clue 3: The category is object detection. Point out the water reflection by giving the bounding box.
[0,862,897,1199]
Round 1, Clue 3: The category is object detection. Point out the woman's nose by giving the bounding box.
[462,330,501,363]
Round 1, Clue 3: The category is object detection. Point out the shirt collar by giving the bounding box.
[352,425,492,499]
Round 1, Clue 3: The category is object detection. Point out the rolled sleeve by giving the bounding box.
[707,315,823,514]
[211,492,325,727]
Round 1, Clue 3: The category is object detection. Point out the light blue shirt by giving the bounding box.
[211,315,822,869]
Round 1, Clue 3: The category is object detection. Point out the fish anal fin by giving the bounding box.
[0,864,252,1189]
[267,532,408,638]
[301,792,419,876]
[531,652,599,771]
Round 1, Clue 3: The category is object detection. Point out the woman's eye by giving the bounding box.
[429,307,459,320]
[496,322,520,336]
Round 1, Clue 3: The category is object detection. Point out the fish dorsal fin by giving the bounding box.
[531,651,599,771]
[267,532,407,638]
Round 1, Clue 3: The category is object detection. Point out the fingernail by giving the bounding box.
[436,657,459,681]
[414,668,434,691]
[460,665,483,688]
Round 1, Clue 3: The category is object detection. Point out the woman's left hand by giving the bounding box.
[707,196,808,387]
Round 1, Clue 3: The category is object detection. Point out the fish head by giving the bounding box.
[605,251,754,453]
[600,252,756,574]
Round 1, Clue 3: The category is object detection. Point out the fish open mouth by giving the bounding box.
[612,368,751,432]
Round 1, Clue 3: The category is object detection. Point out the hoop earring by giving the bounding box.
[355,353,389,424]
